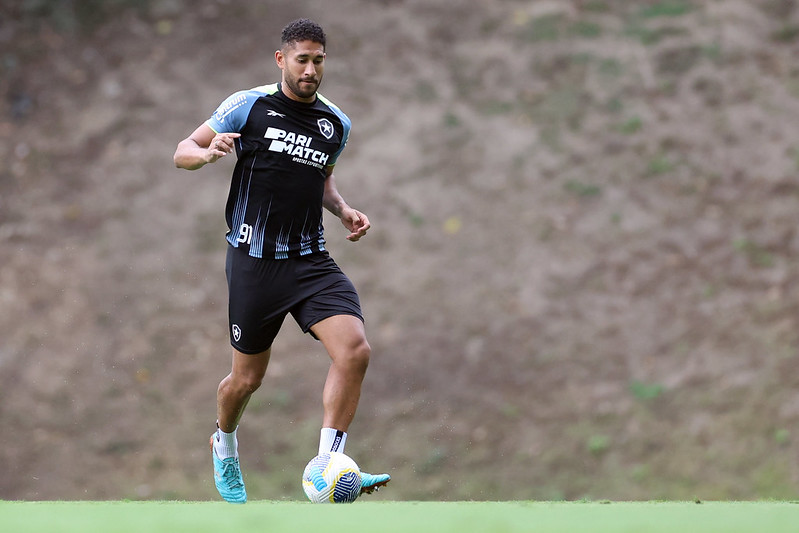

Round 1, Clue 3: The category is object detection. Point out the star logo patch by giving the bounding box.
[317,118,334,139]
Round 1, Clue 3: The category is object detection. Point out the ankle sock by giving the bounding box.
[214,425,238,459]
[318,427,347,455]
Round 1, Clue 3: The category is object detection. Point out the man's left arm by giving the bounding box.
[323,166,370,242]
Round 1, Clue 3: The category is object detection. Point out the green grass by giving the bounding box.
[2,501,799,533]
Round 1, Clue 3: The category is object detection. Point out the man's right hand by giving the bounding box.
[206,133,241,163]
[174,124,240,170]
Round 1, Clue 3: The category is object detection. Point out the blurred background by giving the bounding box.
[1,0,799,502]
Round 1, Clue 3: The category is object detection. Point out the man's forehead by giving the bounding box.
[284,40,325,55]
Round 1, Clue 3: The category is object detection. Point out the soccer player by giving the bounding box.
[173,18,390,503]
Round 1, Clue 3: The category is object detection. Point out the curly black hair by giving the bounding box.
[281,18,326,49]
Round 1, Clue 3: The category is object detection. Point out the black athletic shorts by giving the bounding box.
[225,245,363,354]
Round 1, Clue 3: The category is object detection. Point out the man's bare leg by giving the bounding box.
[217,347,271,432]
[311,315,370,432]
[311,315,390,494]
[211,347,269,504]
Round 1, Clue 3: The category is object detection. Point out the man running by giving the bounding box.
[173,18,389,503]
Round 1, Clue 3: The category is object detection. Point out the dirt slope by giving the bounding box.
[1,0,799,501]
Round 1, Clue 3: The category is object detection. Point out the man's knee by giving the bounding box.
[229,348,270,395]
[346,337,371,372]
[231,371,264,395]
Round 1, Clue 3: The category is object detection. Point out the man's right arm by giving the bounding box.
[173,123,239,170]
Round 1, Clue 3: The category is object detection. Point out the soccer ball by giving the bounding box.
[302,452,362,503]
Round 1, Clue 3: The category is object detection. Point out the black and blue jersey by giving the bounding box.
[206,83,351,259]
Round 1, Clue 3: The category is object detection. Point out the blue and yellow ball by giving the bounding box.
[302,452,362,503]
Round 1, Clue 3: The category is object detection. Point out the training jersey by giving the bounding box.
[206,83,351,259]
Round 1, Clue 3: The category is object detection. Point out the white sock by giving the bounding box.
[319,428,347,455]
[214,425,238,459]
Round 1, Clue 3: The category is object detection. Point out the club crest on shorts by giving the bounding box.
[232,324,242,342]
[317,118,334,139]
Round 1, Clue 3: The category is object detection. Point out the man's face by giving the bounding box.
[276,40,325,102]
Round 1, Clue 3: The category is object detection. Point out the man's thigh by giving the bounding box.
[310,314,368,357]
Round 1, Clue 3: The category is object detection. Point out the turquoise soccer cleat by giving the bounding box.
[210,435,247,504]
[359,471,391,495]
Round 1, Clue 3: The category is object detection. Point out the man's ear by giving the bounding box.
[275,49,284,68]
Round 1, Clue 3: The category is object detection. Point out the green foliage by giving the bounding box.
[605,97,624,114]
[702,284,719,298]
[629,380,665,401]
[500,402,521,419]
[624,23,688,45]
[733,239,775,268]
[618,116,643,134]
[442,112,461,128]
[775,428,791,446]
[646,153,676,176]
[531,86,585,128]
[702,42,723,62]
[599,58,624,77]
[479,100,514,116]
[771,25,799,43]
[565,180,602,197]
[572,21,603,39]
[638,1,694,19]
[583,2,612,13]
[623,1,693,46]
[522,14,603,42]
[587,434,611,455]
[415,81,438,103]
[524,14,563,42]
[631,464,651,481]
[409,213,425,227]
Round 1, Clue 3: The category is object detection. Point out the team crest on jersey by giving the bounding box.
[318,118,334,139]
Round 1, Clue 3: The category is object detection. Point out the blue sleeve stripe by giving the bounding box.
[317,93,351,165]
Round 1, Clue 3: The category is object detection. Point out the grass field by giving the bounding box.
[3,501,799,533]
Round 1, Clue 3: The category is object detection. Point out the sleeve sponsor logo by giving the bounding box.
[214,93,248,122]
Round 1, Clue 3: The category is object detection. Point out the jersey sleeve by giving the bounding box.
[328,114,351,166]
[319,97,352,166]
[206,90,262,134]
